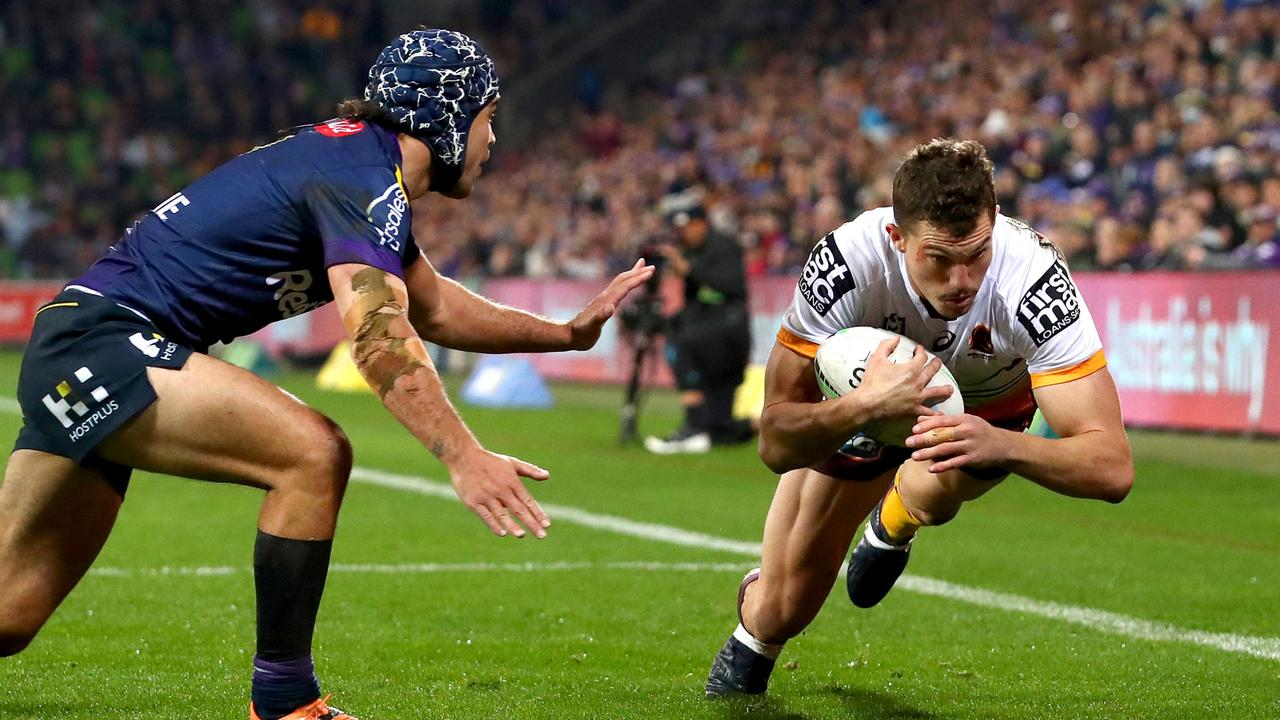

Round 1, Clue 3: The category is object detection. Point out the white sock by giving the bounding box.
[732,623,784,660]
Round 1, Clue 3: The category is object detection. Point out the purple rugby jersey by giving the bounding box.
[74,119,416,351]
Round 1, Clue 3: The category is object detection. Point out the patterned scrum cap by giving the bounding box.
[364,29,500,191]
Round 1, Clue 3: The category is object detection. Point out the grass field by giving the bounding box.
[0,348,1277,720]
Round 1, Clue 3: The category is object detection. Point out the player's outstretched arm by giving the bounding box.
[907,367,1133,502]
[403,252,654,353]
[758,338,951,474]
[328,262,552,538]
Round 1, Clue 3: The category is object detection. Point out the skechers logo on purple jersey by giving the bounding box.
[366,181,409,252]
[1017,260,1081,346]
[799,233,854,315]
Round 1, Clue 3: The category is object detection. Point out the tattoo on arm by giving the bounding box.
[348,268,426,399]
[338,266,479,464]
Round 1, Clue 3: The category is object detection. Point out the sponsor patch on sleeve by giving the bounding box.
[1017,260,1082,346]
[798,233,855,316]
[316,119,367,137]
[364,176,410,252]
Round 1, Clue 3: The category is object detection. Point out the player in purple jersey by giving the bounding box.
[0,30,653,720]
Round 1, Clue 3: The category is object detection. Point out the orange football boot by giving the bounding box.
[250,694,357,720]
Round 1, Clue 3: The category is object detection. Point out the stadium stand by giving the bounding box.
[2,0,1277,280]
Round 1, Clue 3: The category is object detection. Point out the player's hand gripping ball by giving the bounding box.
[814,326,964,446]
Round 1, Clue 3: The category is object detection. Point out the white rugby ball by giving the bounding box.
[814,326,964,446]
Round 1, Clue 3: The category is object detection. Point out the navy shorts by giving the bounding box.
[12,288,193,497]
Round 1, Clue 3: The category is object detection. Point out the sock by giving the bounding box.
[252,656,321,720]
[683,402,708,433]
[703,383,736,438]
[251,530,332,718]
[732,623,784,660]
[878,481,923,544]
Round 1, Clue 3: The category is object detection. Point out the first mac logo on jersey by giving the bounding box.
[799,233,854,316]
[1018,260,1081,345]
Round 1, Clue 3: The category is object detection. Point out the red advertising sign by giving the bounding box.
[482,277,680,385]
[1076,272,1279,436]
[3,271,1277,435]
[0,282,62,343]
[488,273,1280,435]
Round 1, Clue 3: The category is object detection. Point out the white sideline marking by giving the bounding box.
[900,576,1280,662]
[1,399,1277,661]
[0,396,20,416]
[89,560,754,578]
[350,467,1280,663]
[351,467,763,556]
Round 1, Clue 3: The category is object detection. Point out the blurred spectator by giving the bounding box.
[417,0,1280,280]
[0,0,392,278]
[0,0,624,279]
[1231,205,1280,267]
[1092,217,1146,272]
[4,0,1280,281]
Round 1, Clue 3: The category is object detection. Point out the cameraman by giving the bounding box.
[645,205,754,454]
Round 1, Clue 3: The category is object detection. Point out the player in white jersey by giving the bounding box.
[706,138,1133,697]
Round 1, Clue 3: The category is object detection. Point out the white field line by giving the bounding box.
[1,399,1278,662]
[899,576,1280,662]
[350,467,763,556]
[89,560,755,578]
[349,468,1280,663]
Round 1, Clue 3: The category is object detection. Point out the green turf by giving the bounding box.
[1,349,1278,719]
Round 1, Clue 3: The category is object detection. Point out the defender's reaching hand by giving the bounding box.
[448,449,551,538]
[567,259,656,350]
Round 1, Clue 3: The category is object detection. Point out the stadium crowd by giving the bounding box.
[2,0,1278,280]
[0,0,610,278]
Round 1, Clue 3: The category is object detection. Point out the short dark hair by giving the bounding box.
[892,138,996,237]
[336,97,401,131]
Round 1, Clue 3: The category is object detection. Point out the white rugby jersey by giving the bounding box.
[778,207,1105,424]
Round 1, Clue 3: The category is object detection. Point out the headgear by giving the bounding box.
[364,29,499,192]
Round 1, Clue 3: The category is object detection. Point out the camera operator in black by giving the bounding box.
[645,205,754,454]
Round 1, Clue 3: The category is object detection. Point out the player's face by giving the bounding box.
[891,213,995,320]
[444,99,499,199]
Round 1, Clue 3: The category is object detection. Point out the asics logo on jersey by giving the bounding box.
[1018,261,1081,346]
[932,331,957,352]
[267,269,327,318]
[799,233,854,316]
[366,181,408,252]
